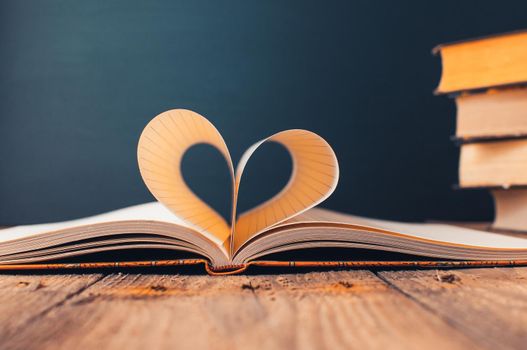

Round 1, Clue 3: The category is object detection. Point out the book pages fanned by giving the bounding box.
[138,109,339,254]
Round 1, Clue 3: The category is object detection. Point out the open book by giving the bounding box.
[2,109,527,275]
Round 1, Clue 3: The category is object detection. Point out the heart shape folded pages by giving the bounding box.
[137,109,339,255]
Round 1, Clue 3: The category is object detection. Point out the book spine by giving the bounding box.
[204,263,249,275]
[439,82,527,97]
[0,259,208,270]
[248,260,527,269]
[2,259,527,275]
[202,260,527,273]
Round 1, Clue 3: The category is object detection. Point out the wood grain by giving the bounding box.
[378,267,527,350]
[0,270,480,350]
[0,274,103,342]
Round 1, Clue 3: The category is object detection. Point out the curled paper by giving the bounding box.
[138,109,339,255]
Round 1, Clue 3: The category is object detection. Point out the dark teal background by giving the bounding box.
[1,1,526,224]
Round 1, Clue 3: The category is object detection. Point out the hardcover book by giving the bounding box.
[2,109,527,275]
[434,30,527,94]
[454,88,527,142]
[435,30,527,233]
[459,138,527,188]
[492,189,527,232]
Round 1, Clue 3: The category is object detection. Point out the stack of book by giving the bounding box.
[435,30,527,231]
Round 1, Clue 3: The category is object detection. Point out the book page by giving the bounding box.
[0,202,187,244]
[138,109,235,245]
[284,208,527,249]
[492,189,527,232]
[232,130,339,250]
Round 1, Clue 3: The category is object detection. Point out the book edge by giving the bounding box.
[1,259,527,275]
[432,28,527,54]
[451,133,527,145]
[435,81,527,96]
[452,184,527,191]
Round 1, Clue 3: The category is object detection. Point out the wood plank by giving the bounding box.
[0,274,103,341]
[2,271,478,350]
[378,267,527,350]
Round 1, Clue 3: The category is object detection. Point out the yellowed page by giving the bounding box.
[284,207,527,249]
[138,109,235,245]
[459,139,527,187]
[492,189,527,232]
[0,202,186,244]
[456,88,527,139]
[232,130,339,250]
[138,109,339,255]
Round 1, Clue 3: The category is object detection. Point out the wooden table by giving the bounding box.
[1,266,526,350]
